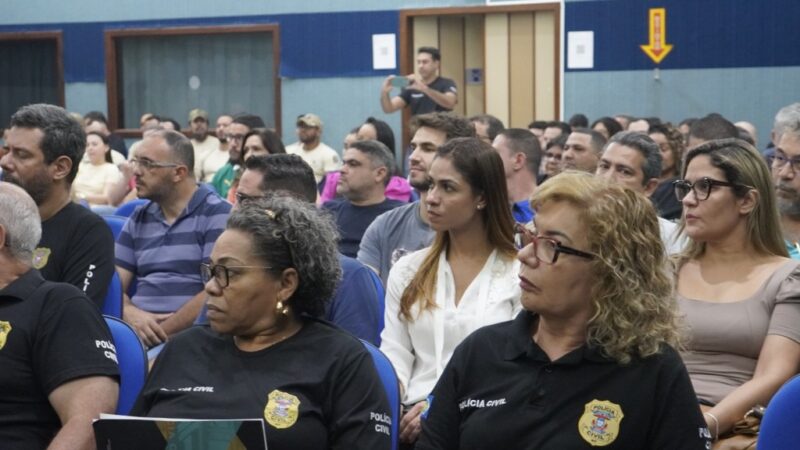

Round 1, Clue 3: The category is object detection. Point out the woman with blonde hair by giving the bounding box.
[673,138,800,444]
[380,137,521,447]
[418,171,710,449]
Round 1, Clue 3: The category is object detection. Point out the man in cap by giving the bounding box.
[285,113,341,186]
[188,109,220,180]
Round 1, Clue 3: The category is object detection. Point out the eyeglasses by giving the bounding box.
[130,158,179,171]
[772,153,800,173]
[513,223,594,264]
[200,263,273,288]
[673,177,742,201]
[235,192,267,204]
[226,133,246,142]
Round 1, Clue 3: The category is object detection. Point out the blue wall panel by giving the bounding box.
[566,0,800,71]
[0,11,399,83]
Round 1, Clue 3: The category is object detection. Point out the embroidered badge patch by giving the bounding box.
[32,247,51,270]
[0,321,11,350]
[578,399,624,446]
[264,390,300,429]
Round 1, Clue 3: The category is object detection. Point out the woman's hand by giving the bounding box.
[399,400,428,444]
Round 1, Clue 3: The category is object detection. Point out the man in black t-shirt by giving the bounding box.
[0,104,115,308]
[0,182,119,449]
[381,46,458,116]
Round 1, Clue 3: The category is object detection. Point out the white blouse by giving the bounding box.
[380,247,521,404]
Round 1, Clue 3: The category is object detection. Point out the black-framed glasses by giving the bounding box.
[235,192,267,204]
[514,223,594,264]
[200,262,273,288]
[226,133,246,142]
[772,152,800,173]
[130,158,179,171]
[673,177,741,201]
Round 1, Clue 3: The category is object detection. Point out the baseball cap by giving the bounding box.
[297,113,322,129]
[189,108,209,122]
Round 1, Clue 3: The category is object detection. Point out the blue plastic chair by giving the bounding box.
[103,215,127,241]
[104,316,147,415]
[361,339,400,450]
[102,272,123,318]
[757,374,800,449]
[114,198,148,218]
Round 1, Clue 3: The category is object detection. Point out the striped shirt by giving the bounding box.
[115,184,231,313]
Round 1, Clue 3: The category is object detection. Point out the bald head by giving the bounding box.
[0,182,41,264]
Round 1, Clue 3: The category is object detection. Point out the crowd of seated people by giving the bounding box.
[3,78,800,449]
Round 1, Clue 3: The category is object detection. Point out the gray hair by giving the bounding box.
[226,194,341,317]
[775,103,800,142]
[348,139,395,186]
[0,182,42,263]
[149,129,195,175]
[606,131,663,185]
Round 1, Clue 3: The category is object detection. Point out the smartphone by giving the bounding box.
[391,77,410,88]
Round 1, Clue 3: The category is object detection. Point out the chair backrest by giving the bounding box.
[361,339,400,450]
[104,316,147,415]
[102,272,123,318]
[103,215,128,241]
[758,374,800,449]
[114,199,148,218]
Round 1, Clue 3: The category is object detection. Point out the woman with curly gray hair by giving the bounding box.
[418,172,710,449]
[132,195,392,449]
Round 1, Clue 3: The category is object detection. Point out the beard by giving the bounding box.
[777,185,800,219]
[4,169,51,205]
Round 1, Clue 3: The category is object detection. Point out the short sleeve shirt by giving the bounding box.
[36,201,115,309]
[322,198,405,258]
[679,260,800,404]
[132,321,392,450]
[418,312,711,450]
[115,185,231,313]
[357,201,435,286]
[0,270,119,448]
[399,77,458,116]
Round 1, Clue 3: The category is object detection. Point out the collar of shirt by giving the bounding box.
[503,311,611,365]
[0,269,45,301]
[146,183,217,224]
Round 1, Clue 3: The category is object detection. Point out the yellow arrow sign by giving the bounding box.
[640,8,673,64]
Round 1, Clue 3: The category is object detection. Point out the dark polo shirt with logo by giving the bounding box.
[418,312,711,450]
[132,320,392,450]
[0,270,119,448]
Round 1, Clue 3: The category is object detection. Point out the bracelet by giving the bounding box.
[703,412,719,441]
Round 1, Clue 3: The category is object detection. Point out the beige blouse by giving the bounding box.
[678,260,800,404]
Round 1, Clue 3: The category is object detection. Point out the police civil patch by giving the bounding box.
[264,390,300,429]
[578,399,624,447]
[0,321,11,350]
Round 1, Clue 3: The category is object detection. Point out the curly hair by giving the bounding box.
[649,123,685,175]
[226,195,341,317]
[531,171,682,364]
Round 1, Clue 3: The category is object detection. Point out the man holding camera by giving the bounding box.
[380,47,458,116]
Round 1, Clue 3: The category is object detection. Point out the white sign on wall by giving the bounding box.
[567,31,594,69]
[372,34,397,70]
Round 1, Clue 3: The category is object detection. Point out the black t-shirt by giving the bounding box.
[322,198,405,258]
[132,320,393,450]
[651,177,682,221]
[418,312,711,450]
[35,202,114,309]
[0,270,120,448]
[399,76,458,116]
